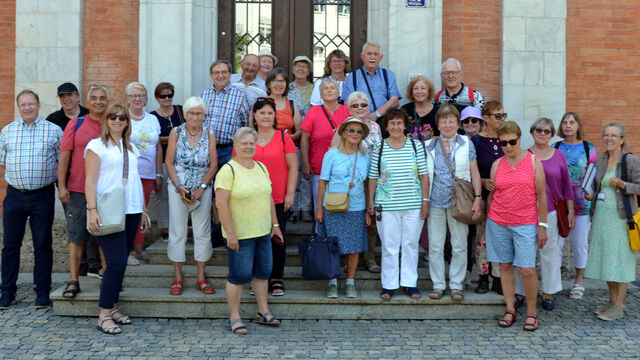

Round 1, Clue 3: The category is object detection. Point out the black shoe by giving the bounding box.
[475,275,489,294]
[35,293,51,309]
[542,298,555,311]
[79,264,88,277]
[0,294,15,310]
[491,276,503,295]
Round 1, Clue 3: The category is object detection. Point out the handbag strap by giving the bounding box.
[320,105,337,131]
[620,153,635,225]
[438,137,455,176]
[122,142,129,184]
[327,151,358,195]
[176,105,184,124]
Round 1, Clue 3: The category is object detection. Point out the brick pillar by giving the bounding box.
[441,0,502,102]
[0,0,16,211]
[567,1,640,153]
[82,1,140,104]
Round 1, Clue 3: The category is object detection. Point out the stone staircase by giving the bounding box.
[51,221,505,319]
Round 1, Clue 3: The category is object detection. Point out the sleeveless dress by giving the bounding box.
[174,123,210,191]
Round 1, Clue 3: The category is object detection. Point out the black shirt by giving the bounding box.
[46,105,89,131]
[151,105,184,160]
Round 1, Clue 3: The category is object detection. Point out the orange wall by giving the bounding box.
[0,0,16,209]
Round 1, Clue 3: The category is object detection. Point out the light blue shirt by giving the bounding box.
[341,66,402,113]
[319,148,371,211]
[230,73,267,107]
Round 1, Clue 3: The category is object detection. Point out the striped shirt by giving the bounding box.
[0,117,62,190]
[368,137,428,211]
[201,83,250,145]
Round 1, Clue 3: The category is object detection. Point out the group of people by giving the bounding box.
[0,42,637,335]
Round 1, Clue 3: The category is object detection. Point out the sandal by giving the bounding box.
[62,281,81,299]
[229,318,248,335]
[170,281,183,296]
[498,309,517,328]
[523,313,540,331]
[96,316,121,335]
[196,280,215,294]
[365,260,381,273]
[255,311,281,327]
[429,289,444,300]
[451,289,464,301]
[570,284,585,299]
[380,288,394,300]
[404,287,422,299]
[110,308,132,325]
[269,281,286,296]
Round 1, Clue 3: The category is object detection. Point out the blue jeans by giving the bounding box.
[95,213,140,309]
[1,184,55,297]
[225,234,273,285]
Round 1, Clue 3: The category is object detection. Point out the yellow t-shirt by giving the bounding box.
[214,160,272,240]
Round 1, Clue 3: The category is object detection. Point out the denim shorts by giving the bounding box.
[485,218,538,268]
[225,234,273,285]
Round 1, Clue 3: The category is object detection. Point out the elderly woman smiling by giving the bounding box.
[215,127,284,335]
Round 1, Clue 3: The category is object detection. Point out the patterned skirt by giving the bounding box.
[322,209,367,255]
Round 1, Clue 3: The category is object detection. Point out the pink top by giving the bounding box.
[488,153,539,226]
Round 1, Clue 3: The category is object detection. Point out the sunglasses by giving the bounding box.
[489,113,507,120]
[499,139,518,147]
[256,97,275,105]
[107,113,128,121]
[534,128,552,135]
[157,94,174,99]
[350,103,369,109]
[462,118,480,124]
[345,128,364,135]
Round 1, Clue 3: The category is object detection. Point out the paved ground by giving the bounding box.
[0,275,638,359]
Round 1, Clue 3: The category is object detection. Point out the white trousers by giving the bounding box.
[167,183,213,263]
[377,209,423,289]
[148,165,169,228]
[516,210,562,295]
[428,207,468,290]
[559,214,591,269]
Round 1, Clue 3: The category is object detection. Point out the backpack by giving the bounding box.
[434,87,474,104]
[377,138,425,175]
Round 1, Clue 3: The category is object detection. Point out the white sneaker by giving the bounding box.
[136,250,150,262]
[127,255,140,266]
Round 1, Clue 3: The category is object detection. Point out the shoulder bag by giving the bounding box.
[298,221,342,280]
[439,138,481,224]
[325,151,357,212]
[550,191,570,238]
[87,144,128,236]
[620,153,640,251]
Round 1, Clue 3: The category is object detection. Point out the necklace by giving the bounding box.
[488,137,500,154]
[129,110,144,120]
[258,131,274,146]
[186,127,200,139]
[156,106,173,120]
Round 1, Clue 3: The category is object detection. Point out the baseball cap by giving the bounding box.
[57,82,79,95]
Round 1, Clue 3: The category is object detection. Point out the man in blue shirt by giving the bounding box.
[0,90,63,310]
[230,54,267,107]
[341,42,401,122]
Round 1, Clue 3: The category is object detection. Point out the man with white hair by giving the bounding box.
[434,58,484,112]
[341,42,401,122]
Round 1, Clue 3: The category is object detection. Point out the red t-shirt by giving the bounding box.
[60,115,102,193]
[232,130,297,204]
[300,104,349,174]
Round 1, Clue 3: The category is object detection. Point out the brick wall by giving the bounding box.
[82,0,140,104]
[0,0,16,208]
[442,0,502,103]
[567,1,640,153]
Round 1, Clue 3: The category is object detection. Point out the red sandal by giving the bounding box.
[196,280,216,294]
[498,309,517,328]
[523,313,539,331]
[169,281,183,295]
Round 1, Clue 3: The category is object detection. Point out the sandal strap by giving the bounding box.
[258,311,272,320]
[229,318,243,327]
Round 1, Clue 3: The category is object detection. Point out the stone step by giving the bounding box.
[50,278,505,320]
[121,264,438,290]
[147,241,426,267]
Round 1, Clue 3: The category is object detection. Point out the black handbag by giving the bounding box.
[298,222,342,280]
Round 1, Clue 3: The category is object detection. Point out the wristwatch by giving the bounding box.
[375,110,382,118]
[200,183,207,189]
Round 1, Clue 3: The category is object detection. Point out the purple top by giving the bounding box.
[541,149,574,212]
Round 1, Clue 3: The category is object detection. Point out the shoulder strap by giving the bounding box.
[320,105,336,130]
[583,141,590,163]
[435,89,444,102]
[256,161,267,174]
[382,68,389,100]
[122,141,129,183]
[74,116,85,132]
[360,68,378,110]
[620,153,635,223]
[223,162,235,180]
[438,138,455,176]
[377,140,384,176]
[352,70,357,89]
[531,153,536,172]
[289,99,294,113]
[554,141,561,149]
[176,105,184,124]
[281,129,285,145]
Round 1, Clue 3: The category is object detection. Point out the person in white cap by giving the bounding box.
[258,49,278,82]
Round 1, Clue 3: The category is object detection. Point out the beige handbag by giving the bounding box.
[439,139,481,225]
[325,152,357,212]
[87,145,128,236]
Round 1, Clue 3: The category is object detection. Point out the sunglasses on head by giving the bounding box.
[256,97,275,105]
[534,128,552,135]
[499,139,518,147]
[107,113,128,121]
[462,118,480,124]
[350,103,368,109]
[157,94,174,99]
[345,128,364,135]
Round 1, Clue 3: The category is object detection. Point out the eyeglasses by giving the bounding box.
[442,71,461,77]
[211,70,230,76]
[345,128,364,135]
[331,59,345,64]
[157,94,174,99]
[534,128,552,135]
[270,79,287,85]
[462,118,480,124]
[127,94,145,99]
[499,139,519,147]
[294,64,309,70]
[602,134,621,139]
[489,113,507,120]
[350,103,369,109]
[375,205,383,221]
[107,113,128,121]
